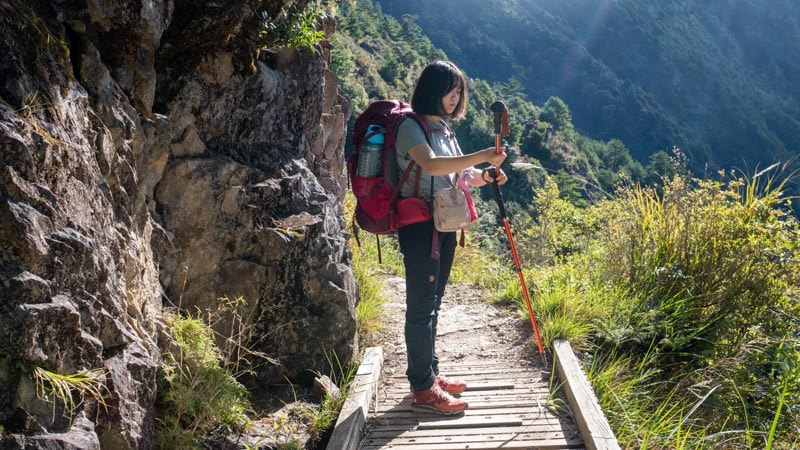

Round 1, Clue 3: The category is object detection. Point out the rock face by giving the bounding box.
[0,0,355,448]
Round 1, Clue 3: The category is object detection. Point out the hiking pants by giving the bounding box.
[398,219,457,392]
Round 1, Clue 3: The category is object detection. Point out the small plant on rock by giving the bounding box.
[155,309,252,447]
[32,366,108,422]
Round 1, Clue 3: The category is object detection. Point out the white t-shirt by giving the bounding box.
[395,117,460,198]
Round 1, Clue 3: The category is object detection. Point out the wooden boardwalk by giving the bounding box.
[326,278,619,450]
[361,358,584,449]
[327,344,620,450]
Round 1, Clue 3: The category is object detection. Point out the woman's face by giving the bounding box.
[441,85,462,116]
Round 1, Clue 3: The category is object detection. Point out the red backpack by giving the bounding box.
[347,100,432,261]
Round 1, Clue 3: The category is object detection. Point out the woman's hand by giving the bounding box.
[480,167,508,185]
[480,147,507,166]
[489,168,508,185]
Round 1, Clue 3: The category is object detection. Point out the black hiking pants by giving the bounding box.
[398,219,457,391]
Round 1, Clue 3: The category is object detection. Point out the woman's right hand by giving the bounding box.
[480,147,507,166]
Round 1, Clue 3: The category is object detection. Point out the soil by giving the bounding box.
[368,275,542,380]
[225,275,540,449]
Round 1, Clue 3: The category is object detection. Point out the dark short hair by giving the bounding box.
[410,61,467,120]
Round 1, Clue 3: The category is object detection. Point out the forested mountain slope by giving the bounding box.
[378,0,800,174]
[333,0,660,208]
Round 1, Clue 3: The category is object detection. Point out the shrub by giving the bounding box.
[259,1,325,49]
[527,164,800,445]
[589,170,800,445]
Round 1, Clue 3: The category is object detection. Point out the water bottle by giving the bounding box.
[356,125,384,178]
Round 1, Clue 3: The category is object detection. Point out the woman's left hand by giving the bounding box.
[481,167,508,185]
[492,168,508,185]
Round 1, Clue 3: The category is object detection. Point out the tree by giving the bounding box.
[645,150,674,186]
[540,97,573,133]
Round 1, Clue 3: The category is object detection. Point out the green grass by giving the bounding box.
[309,351,359,440]
[448,242,509,287]
[350,232,399,339]
[156,311,251,448]
[32,366,108,422]
[509,168,800,446]
[345,192,404,343]
[586,348,713,448]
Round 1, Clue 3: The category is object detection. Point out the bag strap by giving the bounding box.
[394,113,432,201]
[412,166,422,197]
[390,160,419,203]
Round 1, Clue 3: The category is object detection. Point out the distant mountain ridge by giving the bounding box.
[378,0,800,173]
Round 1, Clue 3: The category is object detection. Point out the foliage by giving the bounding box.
[309,351,358,440]
[329,0,447,113]
[512,178,599,264]
[540,97,573,134]
[525,162,800,445]
[32,367,108,422]
[259,1,325,49]
[156,309,252,448]
[376,0,800,184]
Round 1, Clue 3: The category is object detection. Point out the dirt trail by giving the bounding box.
[368,275,546,389]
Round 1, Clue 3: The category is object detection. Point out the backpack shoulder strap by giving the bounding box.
[389,113,432,202]
[403,112,433,143]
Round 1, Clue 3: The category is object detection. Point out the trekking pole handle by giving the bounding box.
[486,100,509,214]
[489,100,508,155]
[490,100,510,154]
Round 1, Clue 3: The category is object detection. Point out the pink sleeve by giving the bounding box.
[460,167,487,187]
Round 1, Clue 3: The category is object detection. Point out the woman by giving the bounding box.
[394,60,508,415]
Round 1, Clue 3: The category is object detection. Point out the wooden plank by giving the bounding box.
[366,414,566,427]
[379,388,552,399]
[365,424,578,437]
[326,347,383,450]
[387,368,544,377]
[376,393,549,402]
[437,359,533,367]
[363,431,577,446]
[360,437,585,450]
[372,405,561,417]
[416,415,523,429]
[380,381,521,390]
[376,395,550,404]
[461,381,515,391]
[374,406,541,415]
[437,363,540,370]
[382,380,548,390]
[553,339,620,450]
[375,400,547,412]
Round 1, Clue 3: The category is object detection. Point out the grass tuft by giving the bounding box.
[32,366,108,422]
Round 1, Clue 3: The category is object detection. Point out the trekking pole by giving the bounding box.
[484,101,546,357]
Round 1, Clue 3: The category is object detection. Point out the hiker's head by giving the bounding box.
[411,61,467,120]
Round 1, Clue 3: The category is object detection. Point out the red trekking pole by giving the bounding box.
[483,101,546,356]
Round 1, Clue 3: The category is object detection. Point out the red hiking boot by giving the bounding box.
[436,374,467,395]
[411,384,468,416]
